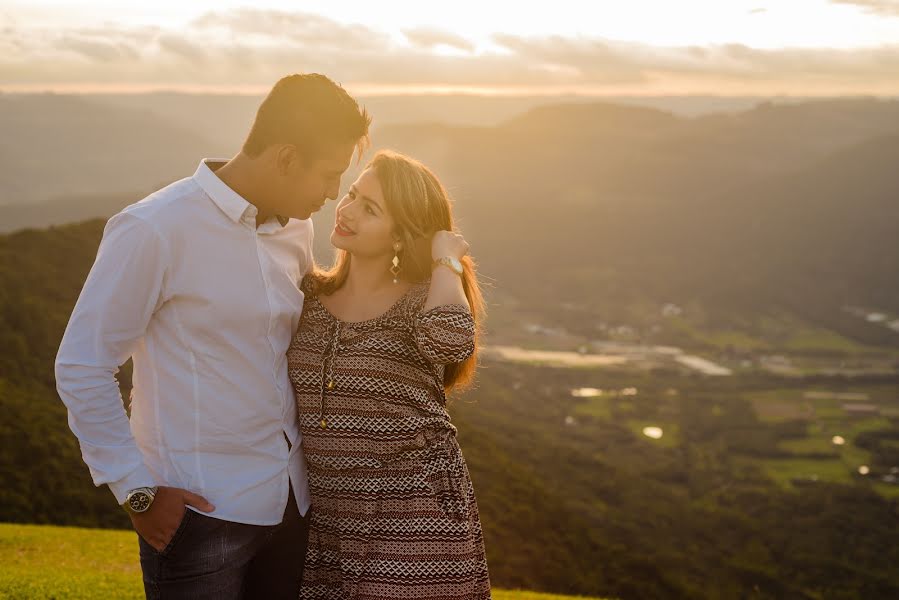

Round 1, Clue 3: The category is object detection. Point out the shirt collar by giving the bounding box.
[192,159,289,229]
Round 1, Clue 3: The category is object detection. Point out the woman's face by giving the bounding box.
[331,167,397,259]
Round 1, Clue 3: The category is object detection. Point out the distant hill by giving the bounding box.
[374,108,899,346]
[4,93,899,210]
[683,133,899,304]
[0,94,217,206]
[0,191,147,233]
[86,92,773,145]
[2,98,898,348]
[372,99,899,252]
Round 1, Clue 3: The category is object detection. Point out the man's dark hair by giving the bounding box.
[243,73,371,161]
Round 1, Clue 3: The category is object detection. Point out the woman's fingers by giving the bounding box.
[431,230,470,259]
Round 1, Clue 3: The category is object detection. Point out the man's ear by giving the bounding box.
[275,145,299,176]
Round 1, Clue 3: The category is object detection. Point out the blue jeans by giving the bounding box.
[137,484,309,599]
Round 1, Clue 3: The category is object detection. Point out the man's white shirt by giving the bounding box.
[55,159,313,524]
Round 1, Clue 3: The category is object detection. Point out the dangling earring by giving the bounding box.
[390,242,402,284]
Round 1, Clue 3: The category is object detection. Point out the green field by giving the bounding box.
[0,523,609,600]
[741,387,899,498]
[569,382,899,500]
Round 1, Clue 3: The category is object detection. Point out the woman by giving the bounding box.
[287,149,491,599]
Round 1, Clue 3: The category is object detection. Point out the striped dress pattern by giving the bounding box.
[287,274,492,599]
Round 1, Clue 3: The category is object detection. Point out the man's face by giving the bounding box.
[277,141,356,220]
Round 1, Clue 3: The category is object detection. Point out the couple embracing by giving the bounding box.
[55,73,491,599]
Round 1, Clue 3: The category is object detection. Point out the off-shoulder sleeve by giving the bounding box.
[412,303,476,365]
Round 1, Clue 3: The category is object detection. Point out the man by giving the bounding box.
[55,73,371,599]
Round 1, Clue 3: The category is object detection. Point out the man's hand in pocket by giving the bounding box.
[130,486,215,552]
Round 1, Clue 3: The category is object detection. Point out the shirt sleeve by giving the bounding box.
[412,303,476,365]
[54,211,169,504]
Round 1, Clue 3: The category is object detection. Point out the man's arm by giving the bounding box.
[55,211,167,504]
[56,210,214,551]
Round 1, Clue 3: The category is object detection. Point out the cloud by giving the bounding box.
[402,27,475,52]
[709,43,899,81]
[492,34,651,84]
[831,0,899,16]
[157,34,206,64]
[192,9,391,52]
[488,34,899,86]
[56,35,141,62]
[2,8,899,94]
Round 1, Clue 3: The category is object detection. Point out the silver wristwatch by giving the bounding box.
[122,486,158,514]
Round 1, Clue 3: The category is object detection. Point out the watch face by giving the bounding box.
[450,258,463,273]
[128,492,151,512]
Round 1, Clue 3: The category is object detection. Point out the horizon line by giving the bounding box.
[2,82,898,99]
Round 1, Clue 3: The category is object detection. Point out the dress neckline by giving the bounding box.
[312,281,427,326]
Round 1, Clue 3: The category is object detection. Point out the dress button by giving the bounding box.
[327,379,335,390]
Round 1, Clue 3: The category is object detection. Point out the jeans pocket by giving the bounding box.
[157,506,194,556]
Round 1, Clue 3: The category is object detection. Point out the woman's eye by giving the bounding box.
[347,191,356,200]
[365,205,376,216]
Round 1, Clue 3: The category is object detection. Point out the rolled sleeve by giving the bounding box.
[54,211,168,504]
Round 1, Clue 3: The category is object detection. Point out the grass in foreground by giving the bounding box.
[0,523,607,600]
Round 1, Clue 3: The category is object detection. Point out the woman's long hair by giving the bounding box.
[312,149,485,393]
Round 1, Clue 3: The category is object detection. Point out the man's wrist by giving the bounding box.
[108,466,156,505]
[122,486,159,514]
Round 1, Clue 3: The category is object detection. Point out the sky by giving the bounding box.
[2,0,899,95]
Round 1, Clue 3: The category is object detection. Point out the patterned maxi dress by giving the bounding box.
[286,274,492,600]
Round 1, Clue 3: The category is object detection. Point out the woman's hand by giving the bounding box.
[423,230,470,312]
[431,230,470,261]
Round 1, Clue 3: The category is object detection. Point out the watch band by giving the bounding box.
[432,256,463,276]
